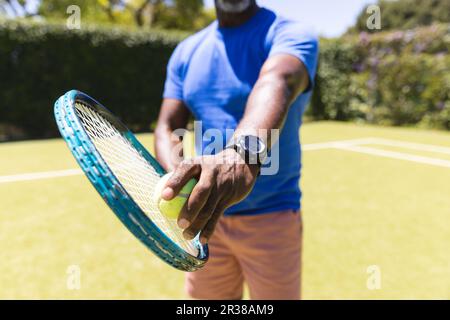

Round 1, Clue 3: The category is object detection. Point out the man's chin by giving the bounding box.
[216,0,252,14]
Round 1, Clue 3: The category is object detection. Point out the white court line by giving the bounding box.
[0,137,449,184]
[368,138,450,155]
[0,138,371,184]
[302,138,375,151]
[0,169,82,184]
[309,137,450,168]
[335,145,450,168]
[303,137,450,168]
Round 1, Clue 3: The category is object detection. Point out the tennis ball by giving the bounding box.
[153,172,197,220]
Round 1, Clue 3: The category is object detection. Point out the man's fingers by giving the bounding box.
[183,193,219,240]
[177,170,215,229]
[199,201,228,244]
[162,159,200,200]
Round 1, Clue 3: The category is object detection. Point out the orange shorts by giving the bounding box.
[186,210,303,300]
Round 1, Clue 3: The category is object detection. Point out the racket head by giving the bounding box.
[54,90,208,271]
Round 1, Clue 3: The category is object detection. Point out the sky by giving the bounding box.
[205,0,376,37]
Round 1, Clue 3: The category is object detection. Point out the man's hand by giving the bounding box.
[155,54,310,244]
[161,148,259,244]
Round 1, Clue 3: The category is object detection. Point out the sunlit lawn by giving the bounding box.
[0,122,449,299]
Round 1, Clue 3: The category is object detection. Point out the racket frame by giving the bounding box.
[54,90,208,272]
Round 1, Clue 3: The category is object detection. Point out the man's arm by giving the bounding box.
[161,54,310,243]
[235,54,309,146]
[154,98,191,172]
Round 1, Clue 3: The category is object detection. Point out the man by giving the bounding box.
[155,0,318,300]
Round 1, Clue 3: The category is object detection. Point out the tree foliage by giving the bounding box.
[311,23,450,129]
[349,0,450,33]
[1,0,215,31]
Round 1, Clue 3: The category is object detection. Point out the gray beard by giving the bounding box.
[216,0,252,13]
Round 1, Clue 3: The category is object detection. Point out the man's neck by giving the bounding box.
[216,4,260,28]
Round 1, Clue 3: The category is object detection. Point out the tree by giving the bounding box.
[38,0,104,20]
[35,0,214,31]
[348,0,450,33]
[111,0,210,30]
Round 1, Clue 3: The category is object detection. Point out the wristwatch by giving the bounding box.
[225,135,267,167]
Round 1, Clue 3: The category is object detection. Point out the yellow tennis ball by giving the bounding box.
[153,172,197,220]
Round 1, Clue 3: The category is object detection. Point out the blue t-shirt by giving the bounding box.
[163,7,319,216]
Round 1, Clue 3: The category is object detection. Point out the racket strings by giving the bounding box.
[74,102,198,256]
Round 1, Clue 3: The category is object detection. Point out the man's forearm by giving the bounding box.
[236,73,292,147]
[154,99,190,172]
[155,124,183,172]
[235,54,309,148]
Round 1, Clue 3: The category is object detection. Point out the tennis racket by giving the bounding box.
[54,90,208,271]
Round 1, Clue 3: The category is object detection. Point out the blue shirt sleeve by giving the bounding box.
[163,43,185,100]
[268,20,319,92]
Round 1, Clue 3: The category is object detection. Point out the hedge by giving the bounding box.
[309,24,450,129]
[0,20,449,141]
[0,19,187,140]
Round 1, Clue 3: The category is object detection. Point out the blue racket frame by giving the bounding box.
[54,90,208,272]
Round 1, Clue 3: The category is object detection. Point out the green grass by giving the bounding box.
[0,122,449,299]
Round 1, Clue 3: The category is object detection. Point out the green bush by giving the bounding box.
[0,19,187,140]
[309,24,450,130]
[310,39,359,121]
[349,0,450,33]
[0,19,449,141]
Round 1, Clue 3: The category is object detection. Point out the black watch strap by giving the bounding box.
[225,135,267,167]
